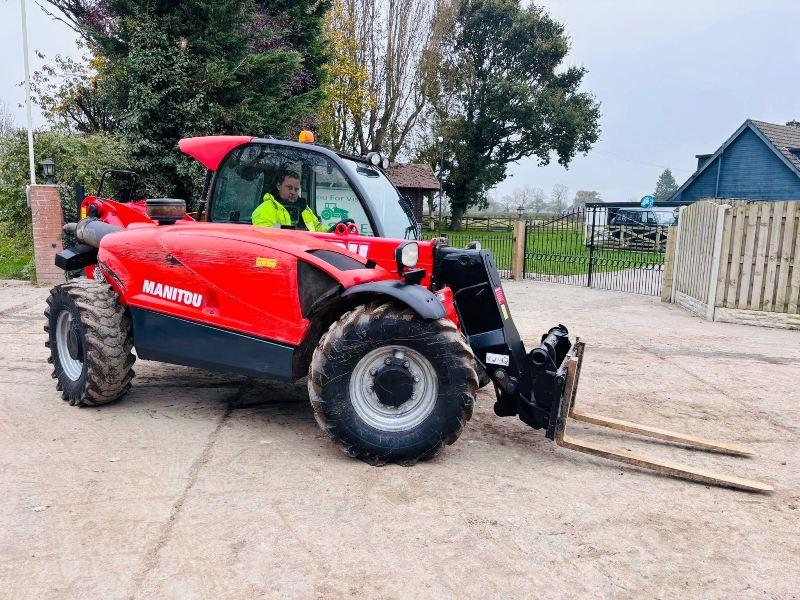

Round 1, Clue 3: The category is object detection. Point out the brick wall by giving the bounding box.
[29,185,64,286]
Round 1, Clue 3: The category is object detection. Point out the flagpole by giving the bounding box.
[21,0,36,185]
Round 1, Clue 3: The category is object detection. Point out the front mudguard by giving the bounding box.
[340,280,446,320]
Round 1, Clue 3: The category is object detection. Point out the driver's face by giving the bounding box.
[277,176,301,203]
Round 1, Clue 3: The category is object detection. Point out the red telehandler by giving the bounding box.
[45,134,771,492]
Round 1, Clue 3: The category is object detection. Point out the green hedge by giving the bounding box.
[0,130,130,279]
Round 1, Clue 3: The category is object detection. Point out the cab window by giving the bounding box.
[209,143,373,234]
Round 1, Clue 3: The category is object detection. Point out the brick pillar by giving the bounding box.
[29,184,65,286]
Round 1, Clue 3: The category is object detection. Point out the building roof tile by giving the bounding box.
[385,163,440,190]
[751,120,800,172]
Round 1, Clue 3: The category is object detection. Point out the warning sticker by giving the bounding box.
[255,257,278,268]
[486,353,510,366]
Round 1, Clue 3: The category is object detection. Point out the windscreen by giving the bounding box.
[341,159,419,240]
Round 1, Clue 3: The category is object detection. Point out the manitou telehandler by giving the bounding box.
[45,133,771,492]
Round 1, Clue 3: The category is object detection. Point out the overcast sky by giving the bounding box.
[2,0,799,202]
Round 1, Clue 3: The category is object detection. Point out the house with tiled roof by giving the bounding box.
[385,163,440,221]
[671,119,800,201]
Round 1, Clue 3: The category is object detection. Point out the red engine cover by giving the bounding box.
[98,223,440,346]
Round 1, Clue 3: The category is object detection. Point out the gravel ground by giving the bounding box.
[0,278,798,599]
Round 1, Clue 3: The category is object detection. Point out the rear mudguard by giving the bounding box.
[340,280,446,320]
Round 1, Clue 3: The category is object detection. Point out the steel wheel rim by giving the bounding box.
[56,311,83,381]
[349,345,438,432]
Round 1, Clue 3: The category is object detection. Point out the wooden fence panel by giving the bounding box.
[774,202,796,310]
[715,205,734,305]
[669,200,800,328]
[726,205,746,307]
[762,202,783,311]
[715,201,800,314]
[674,201,718,303]
[790,216,800,313]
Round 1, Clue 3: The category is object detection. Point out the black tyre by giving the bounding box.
[476,362,492,388]
[308,302,478,464]
[44,278,135,406]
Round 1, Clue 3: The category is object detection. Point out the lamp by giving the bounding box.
[40,158,55,184]
[517,205,524,220]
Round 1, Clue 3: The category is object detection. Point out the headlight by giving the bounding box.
[395,242,419,269]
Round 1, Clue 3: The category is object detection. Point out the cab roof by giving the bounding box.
[178,135,372,171]
[178,136,254,171]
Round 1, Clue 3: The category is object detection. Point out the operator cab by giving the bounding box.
[201,137,420,239]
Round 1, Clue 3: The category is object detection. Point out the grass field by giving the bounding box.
[0,227,34,280]
[423,229,665,276]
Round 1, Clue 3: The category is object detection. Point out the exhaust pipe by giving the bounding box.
[64,218,122,248]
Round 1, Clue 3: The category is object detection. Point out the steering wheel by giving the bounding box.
[329,219,358,234]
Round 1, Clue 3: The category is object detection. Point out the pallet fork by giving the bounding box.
[551,342,773,493]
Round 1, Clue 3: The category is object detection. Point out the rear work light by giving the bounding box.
[146,198,186,225]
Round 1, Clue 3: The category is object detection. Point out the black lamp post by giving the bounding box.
[436,136,444,233]
[40,158,55,184]
[517,205,525,220]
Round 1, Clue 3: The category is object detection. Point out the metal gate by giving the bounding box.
[524,203,683,295]
[422,230,514,277]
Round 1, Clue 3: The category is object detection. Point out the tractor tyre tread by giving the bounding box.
[44,278,136,407]
[308,302,478,465]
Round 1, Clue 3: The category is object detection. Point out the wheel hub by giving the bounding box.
[67,321,82,360]
[373,362,415,407]
[56,310,84,382]
[349,346,438,433]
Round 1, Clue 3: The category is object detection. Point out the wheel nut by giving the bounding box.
[411,393,417,399]
[369,368,377,376]
[413,376,420,382]
[403,360,410,368]
[384,357,392,365]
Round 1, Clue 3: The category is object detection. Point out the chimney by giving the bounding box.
[695,154,713,171]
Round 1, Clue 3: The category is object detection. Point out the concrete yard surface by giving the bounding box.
[0,278,798,599]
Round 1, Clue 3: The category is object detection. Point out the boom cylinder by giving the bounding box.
[64,218,122,249]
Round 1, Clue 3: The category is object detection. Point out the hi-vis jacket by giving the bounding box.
[251,193,326,231]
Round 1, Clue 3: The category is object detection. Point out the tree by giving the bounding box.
[548,183,568,214]
[318,0,447,160]
[39,0,329,200]
[653,168,678,202]
[31,47,115,134]
[499,186,546,214]
[426,0,600,229]
[573,189,601,207]
[318,0,374,151]
[0,100,16,138]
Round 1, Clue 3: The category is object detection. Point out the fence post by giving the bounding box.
[511,219,526,280]
[660,227,677,303]
[705,204,732,321]
[587,207,596,287]
[670,205,687,303]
